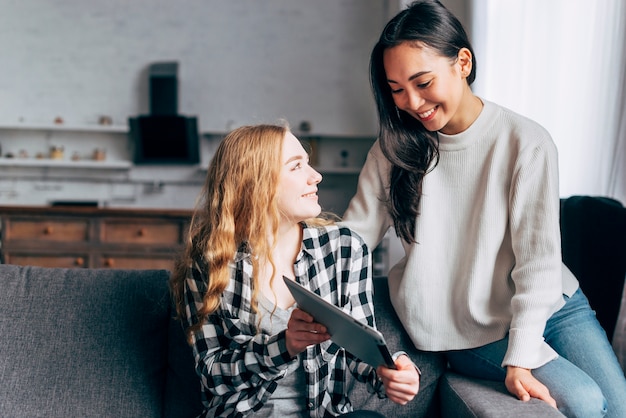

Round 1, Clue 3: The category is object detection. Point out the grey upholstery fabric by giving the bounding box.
[439,373,565,418]
[1,226,615,418]
[347,277,447,417]
[0,265,171,418]
[347,277,564,418]
[164,305,204,418]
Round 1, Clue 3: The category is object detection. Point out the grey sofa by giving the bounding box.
[0,195,623,417]
[0,264,562,418]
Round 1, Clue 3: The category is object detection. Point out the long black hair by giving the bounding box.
[370,0,476,243]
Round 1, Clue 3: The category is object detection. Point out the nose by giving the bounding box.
[405,89,424,111]
[308,167,322,184]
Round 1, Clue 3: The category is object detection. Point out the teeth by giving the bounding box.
[303,193,316,198]
[418,108,435,119]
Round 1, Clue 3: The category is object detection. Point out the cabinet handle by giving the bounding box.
[136,228,146,237]
[43,226,53,235]
[74,257,84,267]
[104,258,115,267]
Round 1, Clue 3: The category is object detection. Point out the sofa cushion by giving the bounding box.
[347,277,447,417]
[164,308,204,418]
[0,265,170,418]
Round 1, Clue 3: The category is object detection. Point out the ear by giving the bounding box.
[457,48,473,78]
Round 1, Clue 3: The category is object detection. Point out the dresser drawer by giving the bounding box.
[99,255,176,270]
[5,253,89,268]
[3,219,89,242]
[0,206,191,270]
[101,220,182,244]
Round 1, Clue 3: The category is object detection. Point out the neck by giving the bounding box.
[272,222,302,271]
[259,221,303,309]
[440,90,483,135]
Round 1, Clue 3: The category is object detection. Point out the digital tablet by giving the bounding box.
[283,276,396,369]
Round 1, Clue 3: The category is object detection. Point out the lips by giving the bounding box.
[417,106,437,121]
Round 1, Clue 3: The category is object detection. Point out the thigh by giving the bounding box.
[445,338,508,381]
[532,354,606,418]
[446,336,607,418]
[545,288,626,418]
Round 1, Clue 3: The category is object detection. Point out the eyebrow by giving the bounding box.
[387,70,431,84]
[284,155,306,165]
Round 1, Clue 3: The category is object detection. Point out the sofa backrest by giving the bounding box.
[0,264,202,418]
[560,196,626,341]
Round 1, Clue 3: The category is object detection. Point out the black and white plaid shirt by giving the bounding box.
[182,223,384,417]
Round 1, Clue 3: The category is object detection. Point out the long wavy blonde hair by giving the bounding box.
[171,123,315,340]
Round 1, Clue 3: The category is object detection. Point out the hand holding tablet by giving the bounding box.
[283,276,396,369]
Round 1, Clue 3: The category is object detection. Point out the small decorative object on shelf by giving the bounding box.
[93,148,106,161]
[54,116,64,125]
[298,120,312,133]
[99,115,113,126]
[50,146,64,160]
[340,150,349,167]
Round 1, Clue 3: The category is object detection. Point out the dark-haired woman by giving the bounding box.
[342,1,626,417]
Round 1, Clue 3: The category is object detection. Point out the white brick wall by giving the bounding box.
[0,0,385,210]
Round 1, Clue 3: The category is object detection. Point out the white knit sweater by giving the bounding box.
[342,99,579,369]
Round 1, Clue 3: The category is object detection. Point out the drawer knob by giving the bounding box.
[136,228,146,237]
[43,226,54,235]
[74,257,84,267]
[104,258,115,267]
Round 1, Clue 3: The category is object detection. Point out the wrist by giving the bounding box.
[392,351,421,375]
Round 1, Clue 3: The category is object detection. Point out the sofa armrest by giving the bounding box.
[440,373,565,418]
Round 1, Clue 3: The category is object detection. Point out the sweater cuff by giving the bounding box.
[502,328,558,369]
[392,351,422,375]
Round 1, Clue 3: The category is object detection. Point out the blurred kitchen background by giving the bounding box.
[1,0,624,274]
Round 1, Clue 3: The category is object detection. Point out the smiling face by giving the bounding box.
[276,131,322,223]
[383,42,478,135]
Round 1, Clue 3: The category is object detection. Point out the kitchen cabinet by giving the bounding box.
[0,206,191,270]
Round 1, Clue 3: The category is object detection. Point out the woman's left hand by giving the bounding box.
[376,355,420,404]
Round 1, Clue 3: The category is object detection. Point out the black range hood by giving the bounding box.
[129,62,200,164]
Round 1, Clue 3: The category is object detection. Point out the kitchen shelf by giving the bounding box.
[0,159,131,170]
[314,166,362,175]
[0,123,128,133]
[195,165,361,175]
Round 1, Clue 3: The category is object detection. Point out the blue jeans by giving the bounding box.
[446,288,626,418]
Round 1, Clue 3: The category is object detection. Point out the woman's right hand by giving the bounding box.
[505,366,557,408]
[285,308,330,357]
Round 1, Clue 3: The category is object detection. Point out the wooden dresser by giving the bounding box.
[0,206,192,270]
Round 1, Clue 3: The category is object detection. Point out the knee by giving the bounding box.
[556,383,607,418]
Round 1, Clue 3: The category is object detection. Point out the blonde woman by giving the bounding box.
[170,124,420,417]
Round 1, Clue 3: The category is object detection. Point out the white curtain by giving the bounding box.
[471,0,626,203]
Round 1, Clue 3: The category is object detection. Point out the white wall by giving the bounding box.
[0,0,387,136]
[0,0,388,211]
